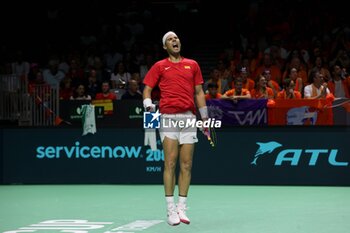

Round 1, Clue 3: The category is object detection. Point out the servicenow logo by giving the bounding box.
[36,141,142,159]
[251,141,349,166]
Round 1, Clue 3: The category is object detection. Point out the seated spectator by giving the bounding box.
[264,69,280,98]
[221,77,251,100]
[29,70,46,87]
[250,74,274,99]
[110,61,131,89]
[286,67,303,95]
[66,58,86,88]
[308,56,331,83]
[95,81,117,100]
[28,71,51,101]
[231,67,255,92]
[70,84,91,100]
[86,69,101,99]
[327,64,350,98]
[43,59,65,88]
[217,58,232,82]
[130,72,144,92]
[59,77,73,100]
[276,78,302,99]
[205,83,222,100]
[121,79,142,100]
[304,70,331,99]
[203,68,230,94]
[283,56,308,85]
[253,53,282,85]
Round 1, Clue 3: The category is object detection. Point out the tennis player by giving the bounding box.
[143,31,208,226]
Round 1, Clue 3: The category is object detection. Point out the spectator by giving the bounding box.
[59,77,73,100]
[276,78,302,99]
[203,68,230,94]
[222,77,251,100]
[327,64,350,98]
[250,75,274,99]
[43,59,65,88]
[95,81,117,100]
[66,58,86,88]
[287,67,303,95]
[264,69,280,98]
[232,67,255,92]
[121,79,142,100]
[254,53,282,85]
[304,71,331,99]
[70,84,91,100]
[308,56,331,82]
[86,69,101,99]
[110,61,131,89]
[205,83,222,100]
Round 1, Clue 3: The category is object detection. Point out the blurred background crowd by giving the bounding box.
[1,0,349,102]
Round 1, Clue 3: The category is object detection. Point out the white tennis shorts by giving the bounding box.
[159,111,198,144]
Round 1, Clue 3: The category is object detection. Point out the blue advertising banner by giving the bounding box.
[2,128,164,184]
[191,127,350,185]
[1,127,350,185]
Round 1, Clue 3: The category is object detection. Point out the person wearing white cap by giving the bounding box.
[143,31,208,226]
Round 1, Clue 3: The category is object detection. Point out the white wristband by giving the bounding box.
[143,98,152,109]
[199,106,208,119]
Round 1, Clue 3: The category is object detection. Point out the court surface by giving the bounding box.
[0,185,349,233]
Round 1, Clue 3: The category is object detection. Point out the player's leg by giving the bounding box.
[177,143,194,224]
[178,143,194,197]
[177,121,197,225]
[178,115,197,198]
[162,136,180,225]
[163,136,179,196]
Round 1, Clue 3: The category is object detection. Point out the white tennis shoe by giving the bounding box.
[167,204,180,226]
[177,203,190,224]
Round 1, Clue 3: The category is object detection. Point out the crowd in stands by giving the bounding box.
[1,1,350,107]
[201,0,350,102]
[203,64,347,102]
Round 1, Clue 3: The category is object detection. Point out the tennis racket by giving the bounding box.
[203,127,217,147]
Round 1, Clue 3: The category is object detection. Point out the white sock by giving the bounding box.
[178,196,187,206]
[166,196,175,207]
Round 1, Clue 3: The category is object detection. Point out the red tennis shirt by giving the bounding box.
[143,57,203,114]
